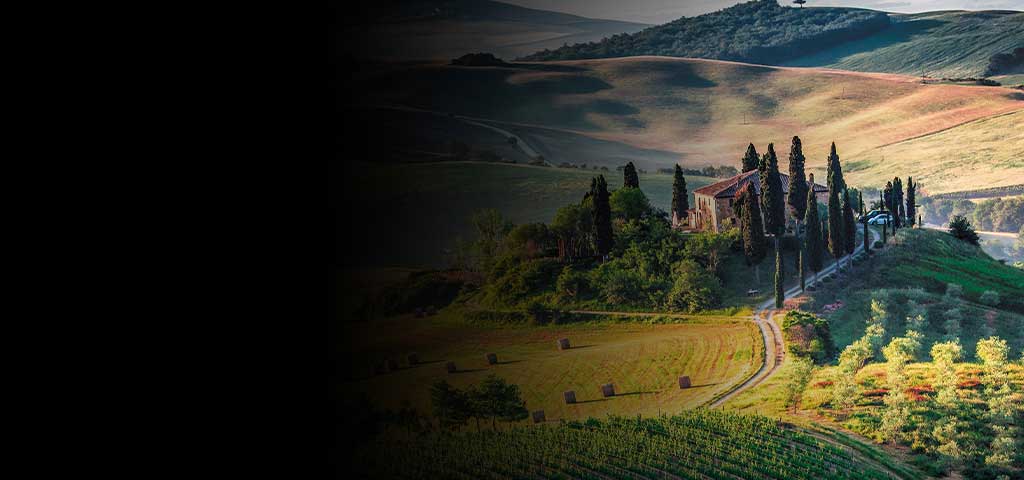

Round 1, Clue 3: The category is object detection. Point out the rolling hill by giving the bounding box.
[521,1,1023,78]
[353,56,1024,194]
[335,0,649,61]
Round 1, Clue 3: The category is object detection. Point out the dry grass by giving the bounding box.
[358,56,1024,193]
[340,312,762,421]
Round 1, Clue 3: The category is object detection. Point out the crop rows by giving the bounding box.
[360,410,891,479]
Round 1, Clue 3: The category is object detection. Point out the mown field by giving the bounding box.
[339,312,761,421]
[342,161,717,267]
[352,56,1024,194]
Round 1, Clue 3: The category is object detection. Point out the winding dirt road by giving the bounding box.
[708,227,878,408]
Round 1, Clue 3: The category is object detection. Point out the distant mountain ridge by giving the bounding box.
[337,0,650,61]
[520,0,1023,78]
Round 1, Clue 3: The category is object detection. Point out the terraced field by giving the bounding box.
[359,410,898,479]
[340,313,761,421]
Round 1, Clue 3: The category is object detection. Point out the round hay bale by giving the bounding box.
[445,361,457,373]
[532,410,546,423]
[563,390,577,404]
[678,376,692,389]
[386,359,399,371]
[601,383,615,397]
[558,338,571,350]
[407,352,419,365]
[486,353,498,365]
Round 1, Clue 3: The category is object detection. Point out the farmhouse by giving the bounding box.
[680,170,828,233]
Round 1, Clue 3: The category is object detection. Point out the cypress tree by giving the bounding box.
[787,136,808,223]
[623,162,639,189]
[592,175,613,259]
[799,248,806,292]
[741,143,759,172]
[863,216,869,252]
[906,177,916,227]
[804,174,824,284]
[761,144,786,236]
[843,188,856,269]
[775,246,784,308]
[893,177,904,230]
[882,217,888,244]
[738,182,767,285]
[826,144,846,264]
[858,190,865,216]
[671,165,689,226]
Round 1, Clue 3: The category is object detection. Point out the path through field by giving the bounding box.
[709,227,878,407]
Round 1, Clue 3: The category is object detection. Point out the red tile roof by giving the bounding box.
[692,170,827,199]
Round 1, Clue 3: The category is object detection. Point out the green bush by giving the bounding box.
[665,259,723,313]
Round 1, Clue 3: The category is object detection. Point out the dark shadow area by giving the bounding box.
[451,368,485,374]
[688,383,718,389]
[574,398,609,404]
[787,19,946,66]
[495,360,523,365]
[615,390,661,397]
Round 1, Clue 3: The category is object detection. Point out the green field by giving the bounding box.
[785,11,1024,78]
[340,312,761,421]
[358,410,899,479]
[344,161,717,267]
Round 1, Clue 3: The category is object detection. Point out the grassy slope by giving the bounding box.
[785,11,1024,78]
[339,0,649,61]
[341,312,761,421]
[356,57,1024,193]
[347,161,716,267]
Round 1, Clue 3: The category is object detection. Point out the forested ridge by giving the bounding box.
[522,0,890,64]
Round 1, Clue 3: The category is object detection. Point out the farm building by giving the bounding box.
[680,170,828,233]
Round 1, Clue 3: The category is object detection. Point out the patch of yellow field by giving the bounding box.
[340,313,762,421]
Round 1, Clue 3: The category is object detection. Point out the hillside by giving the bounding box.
[521,1,1023,78]
[336,0,649,61]
[356,411,901,479]
[354,56,1024,193]
[785,10,1024,78]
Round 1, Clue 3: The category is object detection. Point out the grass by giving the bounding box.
[784,11,1024,78]
[355,56,1024,194]
[344,160,717,267]
[338,310,761,421]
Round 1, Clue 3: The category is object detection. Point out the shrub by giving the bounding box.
[664,259,722,313]
[979,290,1000,307]
[555,267,589,302]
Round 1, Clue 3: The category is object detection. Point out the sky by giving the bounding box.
[504,0,1024,24]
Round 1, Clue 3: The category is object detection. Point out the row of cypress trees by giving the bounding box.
[735,139,861,308]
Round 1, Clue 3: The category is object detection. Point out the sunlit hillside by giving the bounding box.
[355,56,1024,193]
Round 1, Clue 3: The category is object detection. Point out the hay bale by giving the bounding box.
[386,359,399,371]
[486,353,498,365]
[563,390,576,404]
[678,376,691,389]
[558,338,571,350]
[601,383,615,397]
[407,352,419,365]
[445,361,457,373]
[532,410,546,423]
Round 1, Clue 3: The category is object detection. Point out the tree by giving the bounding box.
[737,182,767,284]
[591,176,613,258]
[623,162,639,188]
[863,218,869,252]
[948,215,979,245]
[666,259,723,313]
[672,165,689,226]
[786,136,808,224]
[785,356,814,412]
[761,143,786,236]
[858,190,865,216]
[430,380,471,431]
[879,335,920,443]
[826,143,845,263]
[798,248,805,291]
[610,187,651,221]
[741,143,759,172]
[472,375,528,430]
[774,245,784,308]
[842,188,856,269]
[803,174,824,284]
[906,177,916,227]
[930,341,963,410]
